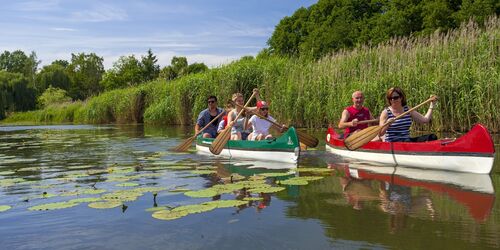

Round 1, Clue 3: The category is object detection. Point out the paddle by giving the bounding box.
[232,102,319,148]
[209,91,257,155]
[172,110,226,152]
[344,96,437,150]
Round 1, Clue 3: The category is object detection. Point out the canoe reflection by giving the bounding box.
[329,162,495,222]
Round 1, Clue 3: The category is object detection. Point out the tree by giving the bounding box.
[171,56,188,76]
[0,50,39,84]
[159,66,177,81]
[100,55,144,90]
[67,53,104,100]
[0,71,36,118]
[141,49,160,81]
[35,63,71,95]
[187,62,208,74]
[37,86,71,108]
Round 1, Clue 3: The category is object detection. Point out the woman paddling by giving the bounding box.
[379,87,438,142]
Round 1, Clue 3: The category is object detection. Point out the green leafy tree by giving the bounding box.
[37,86,71,108]
[0,71,36,118]
[67,53,104,100]
[159,66,177,81]
[187,62,208,74]
[171,56,188,76]
[35,63,71,95]
[141,49,160,81]
[0,50,39,84]
[101,55,144,90]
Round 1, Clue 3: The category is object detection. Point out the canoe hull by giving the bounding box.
[325,124,495,174]
[196,127,300,164]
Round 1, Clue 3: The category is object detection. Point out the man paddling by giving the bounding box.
[195,95,224,138]
[338,90,374,137]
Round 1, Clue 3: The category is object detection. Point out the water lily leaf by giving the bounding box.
[243,197,263,201]
[169,188,191,193]
[0,171,16,175]
[101,190,143,202]
[202,200,248,208]
[258,172,293,177]
[145,206,169,212]
[0,205,12,212]
[184,189,217,198]
[68,197,102,203]
[248,186,286,193]
[133,187,167,193]
[189,170,217,175]
[164,166,193,170]
[278,179,308,186]
[67,165,94,170]
[295,168,332,173]
[88,201,122,209]
[28,201,78,211]
[152,210,188,221]
[172,203,217,214]
[295,176,324,181]
[115,182,139,187]
[17,167,45,172]
[59,188,106,197]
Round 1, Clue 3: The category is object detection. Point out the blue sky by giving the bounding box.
[0,0,316,69]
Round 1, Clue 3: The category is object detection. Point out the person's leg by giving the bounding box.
[202,133,212,138]
[264,134,273,140]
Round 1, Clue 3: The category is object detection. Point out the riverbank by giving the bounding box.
[2,17,499,132]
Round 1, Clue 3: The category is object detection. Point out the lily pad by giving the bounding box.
[243,197,263,201]
[115,182,139,187]
[202,200,248,208]
[169,188,191,193]
[278,179,308,186]
[172,203,217,214]
[0,205,12,212]
[68,197,102,203]
[248,186,286,193]
[152,210,188,221]
[28,201,78,211]
[259,172,293,177]
[189,170,217,175]
[145,206,170,212]
[88,201,122,209]
[184,189,218,198]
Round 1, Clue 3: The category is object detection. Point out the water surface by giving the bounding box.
[0,125,499,250]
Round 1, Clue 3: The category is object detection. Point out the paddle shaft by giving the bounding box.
[356,119,378,125]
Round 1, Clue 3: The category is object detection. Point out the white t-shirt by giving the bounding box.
[248,115,276,135]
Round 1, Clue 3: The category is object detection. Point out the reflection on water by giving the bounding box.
[0,125,499,250]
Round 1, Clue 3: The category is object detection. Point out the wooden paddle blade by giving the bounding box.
[172,135,196,152]
[209,127,231,155]
[343,125,382,150]
[296,130,319,148]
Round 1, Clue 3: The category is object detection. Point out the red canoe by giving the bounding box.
[326,124,496,174]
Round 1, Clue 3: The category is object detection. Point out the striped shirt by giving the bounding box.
[385,106,412,142]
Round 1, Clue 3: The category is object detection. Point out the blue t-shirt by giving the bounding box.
[197,108,223,136]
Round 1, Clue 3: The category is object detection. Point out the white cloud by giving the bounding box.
[13,0,61,12]
[71,4,127,22]
[50,27,76,32]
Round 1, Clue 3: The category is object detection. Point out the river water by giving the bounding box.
[0,125,499,250]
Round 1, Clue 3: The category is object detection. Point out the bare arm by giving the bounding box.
[195,124,201,134]
[338,109,353,129]
[378,109,389,136]
[410,103,434,124]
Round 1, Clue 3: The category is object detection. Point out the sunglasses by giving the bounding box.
[260,108,269,111]
[208,100,216,103]
[388,96,401,101]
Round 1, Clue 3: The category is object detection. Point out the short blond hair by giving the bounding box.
[232,93,243,101]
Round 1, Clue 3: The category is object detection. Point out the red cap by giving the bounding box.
[257,101,268,109]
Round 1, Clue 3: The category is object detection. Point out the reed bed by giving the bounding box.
[3,17,499,132]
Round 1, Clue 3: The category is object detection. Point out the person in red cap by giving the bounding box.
[247,100,282,141]
[338,90,375,138]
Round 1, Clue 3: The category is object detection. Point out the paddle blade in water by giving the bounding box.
[172,135,196,152]
[344,126,382,150]
[296,130,319,148]
[209,127,231,155]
